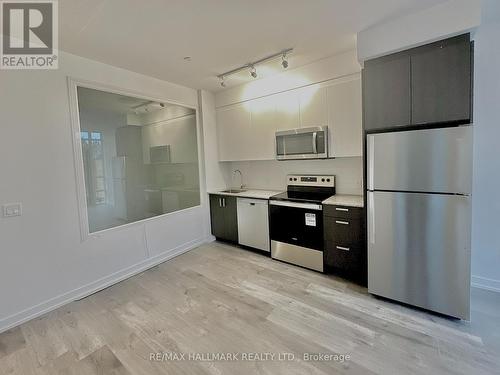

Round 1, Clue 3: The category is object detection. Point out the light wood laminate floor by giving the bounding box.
[1,242,499,374]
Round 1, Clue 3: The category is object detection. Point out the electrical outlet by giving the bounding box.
[3,203,22,218]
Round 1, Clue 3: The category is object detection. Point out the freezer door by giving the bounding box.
[367,126,472,194]
[367,191,471,319]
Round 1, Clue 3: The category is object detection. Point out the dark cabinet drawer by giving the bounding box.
[323,212,366,285]
[324,243,367,285]
[324,243,364,269]
[324,217,363,247]
[323,205,363,220]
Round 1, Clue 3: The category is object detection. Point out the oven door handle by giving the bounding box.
[312,132,318,154]
[270,200,322,211]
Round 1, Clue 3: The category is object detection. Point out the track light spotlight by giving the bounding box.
[217,48,292,85]
[250,65,257,78]
[281,53,289,69]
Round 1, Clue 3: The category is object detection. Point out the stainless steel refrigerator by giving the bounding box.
[367,126,472,320]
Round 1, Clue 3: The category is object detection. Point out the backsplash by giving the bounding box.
[226,157,363,195]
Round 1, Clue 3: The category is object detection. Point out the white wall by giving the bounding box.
[357,0,482,62]
[214,50,363,195]
[228,158,363,194]
[471,0,500,291]
[0,51,209,332]
[200,90,231,191]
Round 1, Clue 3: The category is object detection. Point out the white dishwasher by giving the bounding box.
[236,198,270,252]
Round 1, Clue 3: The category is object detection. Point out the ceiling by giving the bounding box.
[60,0,447,92]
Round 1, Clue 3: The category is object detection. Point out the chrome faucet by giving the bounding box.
[233,169,244,189]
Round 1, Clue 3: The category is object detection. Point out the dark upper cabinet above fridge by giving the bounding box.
[363,54,411,131]
[411,34,472,125]
[363,33,473,132]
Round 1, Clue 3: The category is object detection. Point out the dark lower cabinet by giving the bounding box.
[209,194,238,243]
[323,205,366,285]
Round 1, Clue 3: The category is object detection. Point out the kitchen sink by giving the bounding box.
[221,189,248,194]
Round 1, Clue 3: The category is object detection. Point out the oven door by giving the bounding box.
[276,126,328,160]
[269,200,324,271]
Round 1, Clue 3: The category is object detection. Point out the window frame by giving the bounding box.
[67,77,203,241]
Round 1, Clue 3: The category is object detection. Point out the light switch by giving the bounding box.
[3,203,22,218]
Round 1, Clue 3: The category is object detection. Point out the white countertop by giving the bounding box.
[322,194,364,208]
[208,189,281,200]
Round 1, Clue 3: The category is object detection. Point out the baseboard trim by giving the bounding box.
[0,237,210,334]
[472,275,500,293]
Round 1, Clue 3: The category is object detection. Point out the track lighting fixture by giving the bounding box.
[217,48,293,88]
[250,65,257,78]
[281,53,289,69]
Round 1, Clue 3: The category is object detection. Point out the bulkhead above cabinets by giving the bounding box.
[215,73,362,162]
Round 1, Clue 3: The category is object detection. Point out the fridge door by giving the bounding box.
[367,126,472,194]
[367,191,471,319]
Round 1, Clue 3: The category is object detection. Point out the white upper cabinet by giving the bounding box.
[327,75,362,157]
[274,90,300,131]
[142,115,198,164]
[299,86,328,128]
[215,74,362,161]
[216,103,252,161]
[249,97,277,160]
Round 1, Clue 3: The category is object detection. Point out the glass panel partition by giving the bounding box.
[76,87,200,233]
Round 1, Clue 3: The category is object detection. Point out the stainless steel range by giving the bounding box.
[269,175,335,272]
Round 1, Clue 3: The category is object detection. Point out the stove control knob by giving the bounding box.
[327,178,331,182]
[294,178,297,181]
[321,178,325,182]
[289,177,292,181]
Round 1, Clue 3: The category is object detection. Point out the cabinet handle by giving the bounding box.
[250,202,255,206]
[219,198,222,207]
[335,220,349,225]
[336,246,350,251]
[223,198,226,207]
[335,207,349,212]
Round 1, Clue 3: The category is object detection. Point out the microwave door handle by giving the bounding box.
[312,132,317,154]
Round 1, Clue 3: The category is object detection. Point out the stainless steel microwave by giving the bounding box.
[275,126,328,160]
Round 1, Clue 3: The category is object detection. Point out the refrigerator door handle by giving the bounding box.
[368,191,375,245]
[367,135,375,191]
